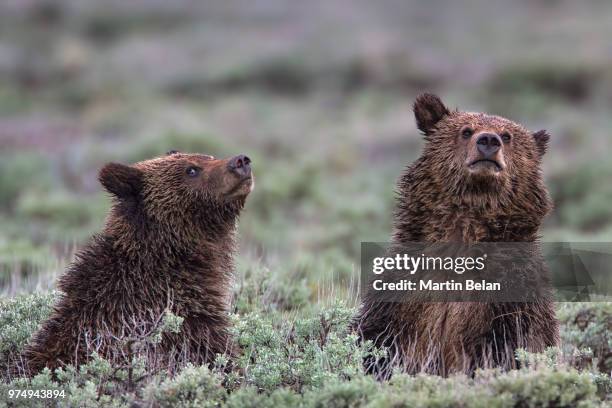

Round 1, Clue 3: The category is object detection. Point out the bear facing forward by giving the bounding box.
[354,94,558,378]
[21,151,254,375]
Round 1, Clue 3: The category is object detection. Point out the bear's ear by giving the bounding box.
[98,163,143,199]
[413,93,450,135]
[532,130,550,157]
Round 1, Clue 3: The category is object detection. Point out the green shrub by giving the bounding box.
[0,293,54,373]
[1,354,141,407]
[367,368,604,408]
[225,386,301,408]
[304,375,378,408]
[233,262,311,314]
[491,368,598,408]
[232,302,373,393]
[1,280,611,407]
[144,364,226,408]
[0,369,64,408]
[558,303,612,372]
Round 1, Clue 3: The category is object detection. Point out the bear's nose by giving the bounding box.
[476,133,502,158]
[228,154,252,178]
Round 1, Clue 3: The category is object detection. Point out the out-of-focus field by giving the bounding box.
[2,0,612,295]
[1,0,612,295]
[0,1,611,406]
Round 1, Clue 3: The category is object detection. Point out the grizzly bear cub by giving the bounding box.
[22,151,254,374]
[354,94,558,378]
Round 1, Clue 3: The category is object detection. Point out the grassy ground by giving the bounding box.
[1,1,612,406]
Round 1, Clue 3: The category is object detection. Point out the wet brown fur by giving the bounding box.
[20,152,253,375]
[354,94,558,378]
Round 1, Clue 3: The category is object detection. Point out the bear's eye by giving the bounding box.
[186,166,201,177]
[461,127,474,139]
[501,132,512,143]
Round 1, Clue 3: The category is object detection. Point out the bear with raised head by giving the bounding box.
[22,151,254,374]
[354,94,558,378]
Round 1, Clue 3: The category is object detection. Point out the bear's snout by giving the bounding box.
[228,154,252,178]
[476,133,501,158]
[467,132,505,173]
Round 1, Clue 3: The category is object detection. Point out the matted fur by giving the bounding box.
[19,152,253,375]
[353,94,559,378]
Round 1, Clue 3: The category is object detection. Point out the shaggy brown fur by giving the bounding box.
[21,151,254,375]
[354,94,558,378]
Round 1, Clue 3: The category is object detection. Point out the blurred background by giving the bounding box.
[1,0,612,300]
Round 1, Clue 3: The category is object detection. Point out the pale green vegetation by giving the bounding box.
[1,1,612,406]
